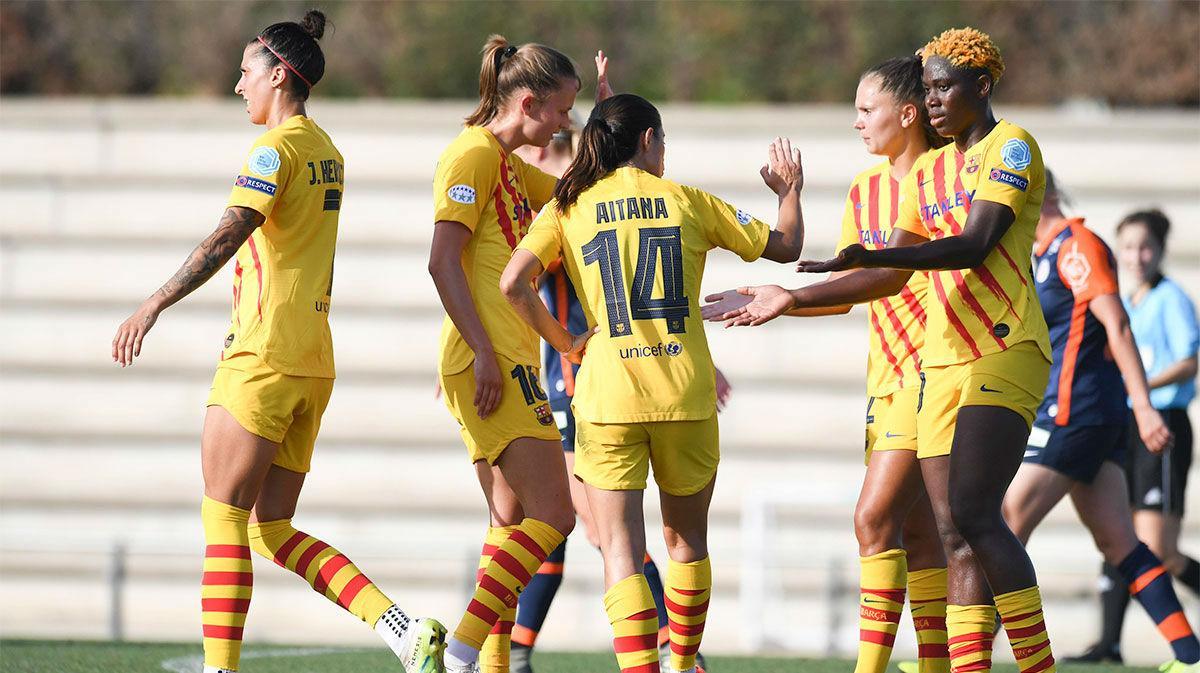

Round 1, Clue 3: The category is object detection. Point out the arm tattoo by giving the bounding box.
[153,206,264,308]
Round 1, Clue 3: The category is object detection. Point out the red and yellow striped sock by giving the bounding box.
[946,604,996,673]
[855,549,907,673]
[454,518,564,649]
[247,519,393,627]
[666,557,711,672]
[909,568,949,673]
[478,526,517,673]
[996,586,1055,673]
[605,574,661,673]
[201,496,253,672]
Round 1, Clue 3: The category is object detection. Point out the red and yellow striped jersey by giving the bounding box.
[433,126,559,376]
[894,120,1051,367]
[221,115,343,378]
[835,160,927,397]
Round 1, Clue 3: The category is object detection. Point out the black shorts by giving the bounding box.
[1023,421,1128,484]
[1127,407,1193,516]
[551,398,575,453]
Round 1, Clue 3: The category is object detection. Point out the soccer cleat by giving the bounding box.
[658,643,708,673]
[510,644,534,673]
[375,605,447,673]
[1160,660,1200,673]
[444,659,480,673]
[1063,641,1122,664]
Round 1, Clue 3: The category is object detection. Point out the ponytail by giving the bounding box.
[554,93,662,213]
[862,55,949,150]
[466,34,579,126]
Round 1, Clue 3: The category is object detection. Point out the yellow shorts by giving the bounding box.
[440,355,560,464]
[206,351,333,473]
[864,384,921,464]
[916,341,1050,459]
[574,414,719,497]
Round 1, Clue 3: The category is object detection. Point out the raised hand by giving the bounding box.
[797,244,868,274]
[719,285,795,327]
[760,136,803,196]
[595,51,614,103]
[702,289,754,321]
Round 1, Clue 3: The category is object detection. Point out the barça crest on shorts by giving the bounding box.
[534,403,555,426]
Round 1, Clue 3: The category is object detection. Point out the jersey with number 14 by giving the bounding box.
[519,167,771,423]
[221,115,343,378]
[893,120,1051,368]
[836,160,928,397]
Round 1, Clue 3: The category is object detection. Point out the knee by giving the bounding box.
[949,495,998,545]
[543,510,576,539]
[663,526,707,562]
[854,501,903,554]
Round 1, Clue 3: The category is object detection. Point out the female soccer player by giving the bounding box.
[714,28,1060,673]
[1000,176,1198,670]
[429,36,611,673]
[1071,208,1200,664]
[706,55,951,673]
[500,93,805,673]
[111,12,442,673]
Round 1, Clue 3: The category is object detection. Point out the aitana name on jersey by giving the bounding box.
[596,196,669,224]
[619,341,684,360]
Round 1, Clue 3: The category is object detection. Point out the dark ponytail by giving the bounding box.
[554,93,662,214]
[466,34,580,126]
[862,55,949,150]
[250,9,328,100]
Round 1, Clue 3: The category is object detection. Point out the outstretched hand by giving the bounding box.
[595,51,614,103]
[796,244,868,274]
[705,285,795,327]
[760,137,803,196]
[701,289,754,321]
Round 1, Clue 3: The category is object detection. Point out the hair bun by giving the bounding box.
[300,9,326,40]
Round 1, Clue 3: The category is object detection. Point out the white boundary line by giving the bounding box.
[160,647,359,673]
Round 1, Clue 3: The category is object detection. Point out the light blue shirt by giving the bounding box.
[1124,277,1198,409]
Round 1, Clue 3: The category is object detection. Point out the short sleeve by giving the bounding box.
[835,187,859,252]
[433,145,496,232]
[227,138,290,217]
[1163,285,1200,360]
[973,127,1041,214]
[1057,228,1118,304]
[892,168,926,238]
[517,203,565,270]
[686,187,770,262]
[517,158,558,212]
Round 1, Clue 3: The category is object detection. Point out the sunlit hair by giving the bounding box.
[465,34,579,126]
[862,55,949,150]
[921,27,1005,84]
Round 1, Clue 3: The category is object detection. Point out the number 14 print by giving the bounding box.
[582,226,689,337]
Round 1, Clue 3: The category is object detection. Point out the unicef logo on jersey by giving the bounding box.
[249,146,282,177]
[1000,139,1031,171]
[665,341,683,356]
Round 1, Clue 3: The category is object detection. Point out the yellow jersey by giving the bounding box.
[518,167,771,423]
[221,115,342,378]
[894,120,1051,368]
[835,160,928,397]
[433,126,558,376]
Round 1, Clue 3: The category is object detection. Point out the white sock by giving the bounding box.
[374,604,413,653]
[445,637,480,666]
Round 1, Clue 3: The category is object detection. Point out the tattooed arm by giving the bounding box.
[112,206,264,366]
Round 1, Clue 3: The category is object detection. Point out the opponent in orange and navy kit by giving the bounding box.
[1027,217,1199,665]
[838,162,949,673]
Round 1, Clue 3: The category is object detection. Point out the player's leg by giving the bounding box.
[903,493,949,673]
[1071,462,1199,664]
[949,405,1056,673]
[474,463,524,673]
[853,447,925,673]
[199,405,278,673]
[1001,463,1072,545]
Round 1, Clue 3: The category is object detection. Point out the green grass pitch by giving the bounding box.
[0,640,1157,673]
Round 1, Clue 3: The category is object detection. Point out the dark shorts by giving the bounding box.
[551,398,575,453]
[1023,421,1128,484]
[1127,408,1193,516]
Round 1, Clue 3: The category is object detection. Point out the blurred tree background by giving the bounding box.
[2,0,1197,106]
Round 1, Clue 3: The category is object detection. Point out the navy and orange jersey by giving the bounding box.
[539,259,587,410]
[835,160,928,397]
[1032,217,1126,427]
[894,120,1051,368]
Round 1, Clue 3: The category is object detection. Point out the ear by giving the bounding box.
[977,73,992,99]
[269,64,288,89]
[899,102,918,129]
[518,91,539,116]
[641,127,656,151]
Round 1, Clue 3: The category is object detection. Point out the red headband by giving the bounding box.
[257,36,313,88]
